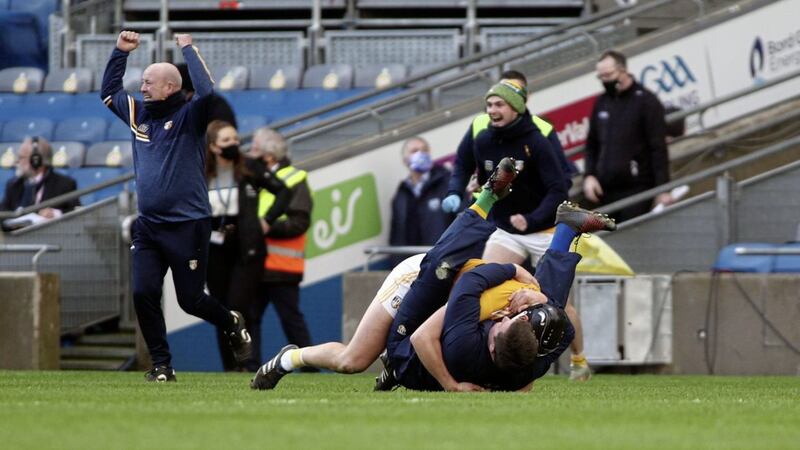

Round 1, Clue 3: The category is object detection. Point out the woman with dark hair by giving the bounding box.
[205,120,290,371]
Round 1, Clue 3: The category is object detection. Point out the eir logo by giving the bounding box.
[640,56,696,94]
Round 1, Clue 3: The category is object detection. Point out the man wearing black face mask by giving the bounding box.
[100,31,255,382]
[583,50,672,222]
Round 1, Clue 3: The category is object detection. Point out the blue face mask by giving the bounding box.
[408,151,433,173]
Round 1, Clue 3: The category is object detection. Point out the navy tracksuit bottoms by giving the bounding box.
[131,217,233,367]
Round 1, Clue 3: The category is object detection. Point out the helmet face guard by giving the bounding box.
[518,304,568,356]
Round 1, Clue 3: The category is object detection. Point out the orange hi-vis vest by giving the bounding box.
[258,165,308,274]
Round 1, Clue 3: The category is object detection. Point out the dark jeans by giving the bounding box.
[207,234,263,371]
[247,281,313,371]
[131,217,233,367]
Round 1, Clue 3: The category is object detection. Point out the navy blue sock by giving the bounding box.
[549,223,578,252]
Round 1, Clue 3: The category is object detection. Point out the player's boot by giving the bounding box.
[227,311,253,364]
[144,365,177,382]
[374,350,399,391]
[569,361,592,382]
[251,344,298,390]
[482,157,518,199]
[556,201,616,233]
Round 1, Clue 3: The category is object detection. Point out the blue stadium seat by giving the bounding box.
[71,166,127,205]
[0,142,20,169]
[22,93,75,120]
[302,64,354,89]
[53,117,107,145]
[354,64,408,89]
[49,141,86,169]
[249,66,304,90]
[211,66,249,91]
[1,117,53,141]
[106,120,131,141]
[43,68,94,94]
[0,66,45,93]
[85,141,132,167]
[0,94,24,120]
[237,115,268,135]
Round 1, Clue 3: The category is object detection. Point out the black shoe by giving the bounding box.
[482,157,518,199]
[556,201,616,233]
[144,365,176,382]
[250,344,298,390]
[374,350,398,392]
[228,311,253,364]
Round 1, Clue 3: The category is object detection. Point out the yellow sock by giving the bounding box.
[280,348,306,371]
[571,354,588,367]
[289,349,305,368]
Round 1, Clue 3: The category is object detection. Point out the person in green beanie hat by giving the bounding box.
[444,71,592,382]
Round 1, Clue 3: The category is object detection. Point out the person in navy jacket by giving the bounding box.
[100,31,253,382]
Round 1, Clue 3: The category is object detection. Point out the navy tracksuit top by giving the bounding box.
[100,46,213,223]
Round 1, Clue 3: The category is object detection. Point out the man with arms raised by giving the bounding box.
[101,31,252,382]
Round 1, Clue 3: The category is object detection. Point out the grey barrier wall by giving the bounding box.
[671,273,800,375]
[172,32,306,67]
[0,272,60,369]
[0,198,126,331]
[604,160,800,274]
[325,29,461,66]
[77,34,156,73]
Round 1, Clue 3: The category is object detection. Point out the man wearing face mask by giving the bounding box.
[1,136,79,229]
[583,50,672,222]
[100,31,254,382]
[245,127,315,372]
[389,136,456,266]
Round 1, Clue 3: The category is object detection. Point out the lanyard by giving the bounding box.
[213,177,235,228]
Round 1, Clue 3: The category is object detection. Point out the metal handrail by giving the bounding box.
[269,0,682,134]
[597,134,800,215]
[735,247,800,256]
[0,172,134,220]
[0,244,62,271]
[363,245,431,271]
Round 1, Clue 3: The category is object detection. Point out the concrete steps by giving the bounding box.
[60,329,137,371]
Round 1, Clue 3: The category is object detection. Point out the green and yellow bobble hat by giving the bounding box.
[485,79,528,114]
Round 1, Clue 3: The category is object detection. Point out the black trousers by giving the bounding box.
[248,281,313,370]
[131,217,233,367]
[207,232,262,371]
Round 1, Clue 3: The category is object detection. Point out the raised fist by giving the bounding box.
[175,33,193,49]
[116,31,140,52]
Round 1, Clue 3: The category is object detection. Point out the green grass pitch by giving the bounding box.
[1,371,798,449]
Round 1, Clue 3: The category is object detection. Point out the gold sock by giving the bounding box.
[288,349,306,370]
[571,354,588,366]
